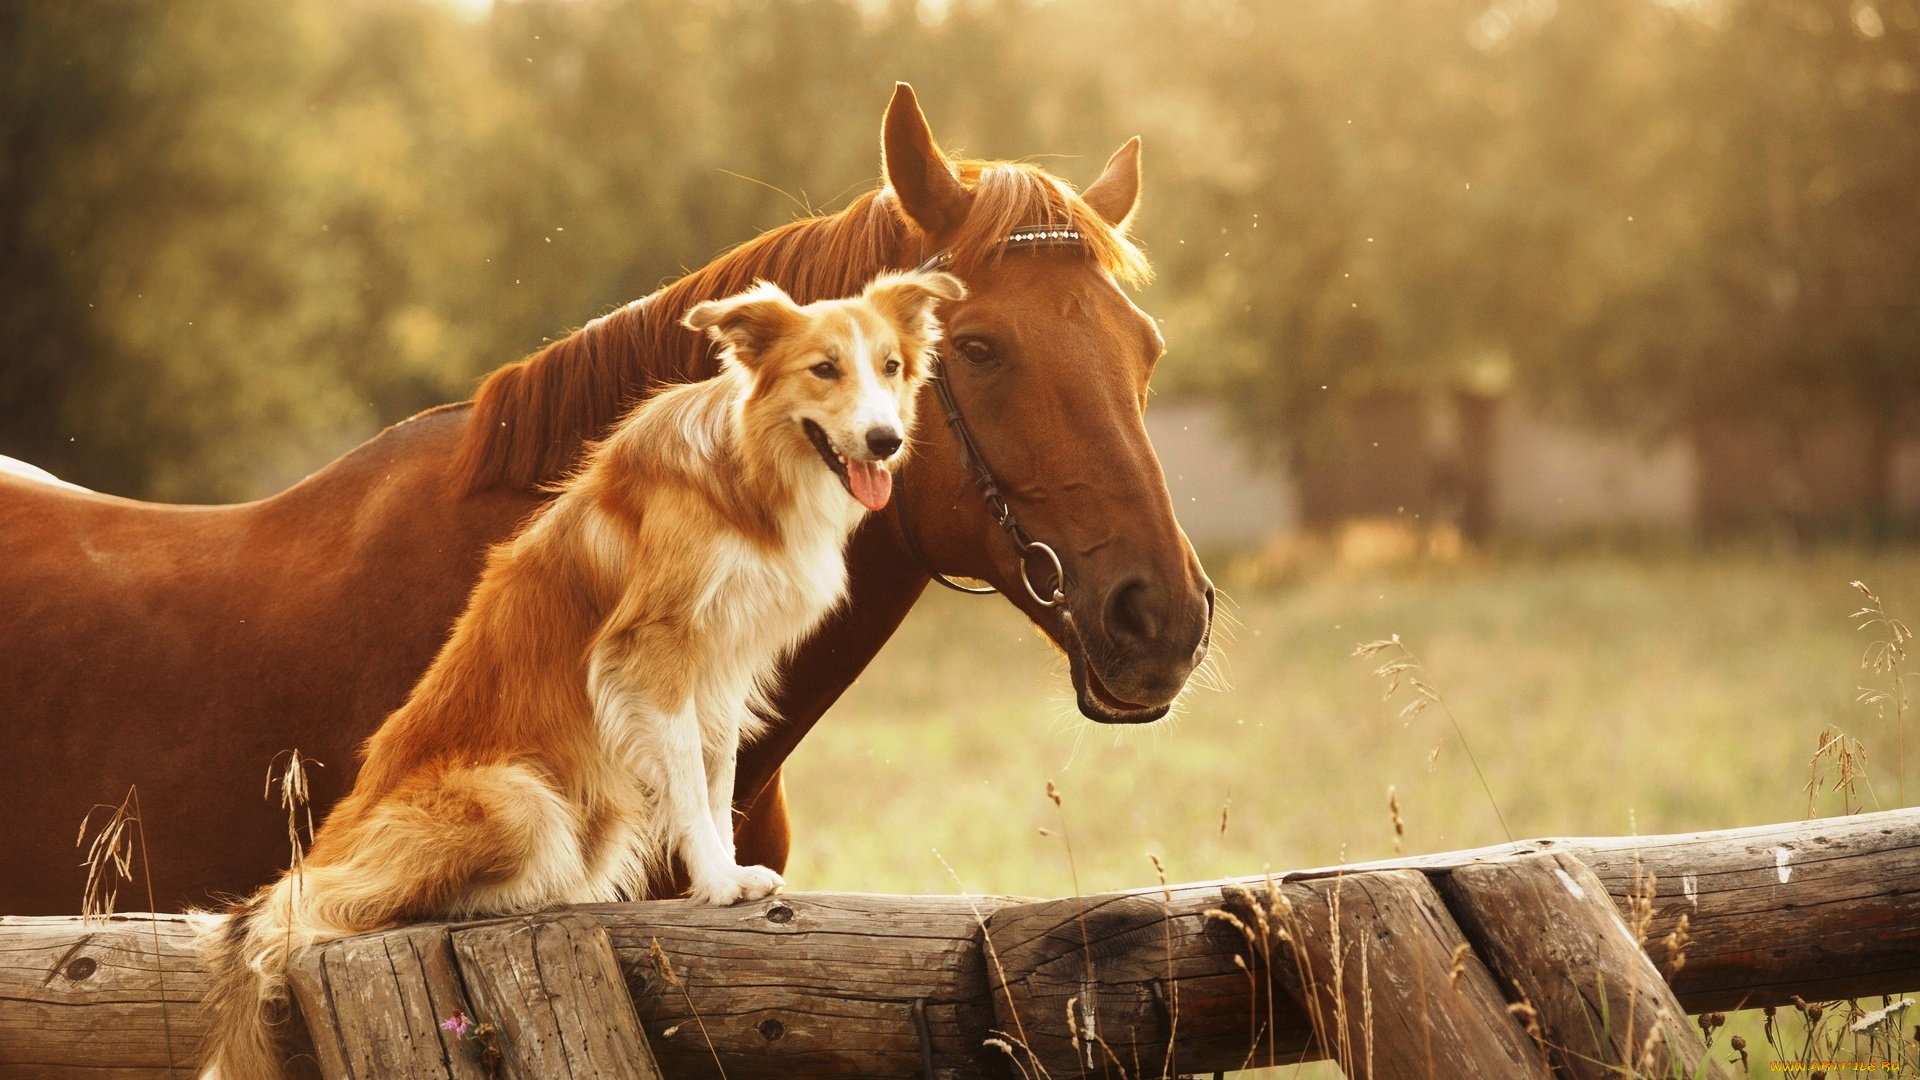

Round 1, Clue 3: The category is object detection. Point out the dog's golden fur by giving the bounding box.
[196,269,963,1080]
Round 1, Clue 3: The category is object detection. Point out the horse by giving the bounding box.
[0,84,1213,915]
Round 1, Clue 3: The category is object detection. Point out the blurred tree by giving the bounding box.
[2,0,1913,508]
[0,0,1110,500]
[2,0,502,498]
[1098,0,1709,467]
[1108,0,1917,525]
[1593,0,1920,522]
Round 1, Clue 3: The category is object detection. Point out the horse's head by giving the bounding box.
[454,83,1213,726]
[880,86,1214,724]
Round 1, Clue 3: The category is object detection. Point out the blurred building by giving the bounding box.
[1289,390,1498,540]
[1143,400,1298,548]
[1148,396,1920,548]
[1492,405,1694,534]
[1693,414,1919,534]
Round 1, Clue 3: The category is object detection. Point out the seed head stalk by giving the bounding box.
[1356,634,1511,843]
[1851,581,1911,806]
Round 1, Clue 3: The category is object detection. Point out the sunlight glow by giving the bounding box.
[429,0,493,22]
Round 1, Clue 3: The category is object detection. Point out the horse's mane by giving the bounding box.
[452,160,1151,494]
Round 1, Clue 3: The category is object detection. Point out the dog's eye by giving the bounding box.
[810,361,840,380]
[883,357,901,376]
[955,338,996,366]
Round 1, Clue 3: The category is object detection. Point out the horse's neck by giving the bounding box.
[628,291,716,395]
[622,207,911,378]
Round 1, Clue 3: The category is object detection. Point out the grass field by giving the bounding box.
[779,540,1920,1077]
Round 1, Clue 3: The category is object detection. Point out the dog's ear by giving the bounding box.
[864,270,965,336]
[682,281,804,369]
[862,270,966,377]
[864,270,967,376]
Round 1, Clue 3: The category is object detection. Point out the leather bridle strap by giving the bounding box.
[894,227,1083,607]
[909,358,1066,607]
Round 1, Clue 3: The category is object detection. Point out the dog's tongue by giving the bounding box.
[847,459,892,511]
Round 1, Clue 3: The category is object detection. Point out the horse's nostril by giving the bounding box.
[865,427,903,459]
[1105,578,1164,645]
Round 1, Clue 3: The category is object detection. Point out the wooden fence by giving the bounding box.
[4,808,1918,1079]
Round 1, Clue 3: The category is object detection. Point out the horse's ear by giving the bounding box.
[682,281,803,369]
[1081,137,1142,230]
[882,83,970,237]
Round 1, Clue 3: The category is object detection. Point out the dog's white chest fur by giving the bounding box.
[577,470,861,906]
[694,483,859,696]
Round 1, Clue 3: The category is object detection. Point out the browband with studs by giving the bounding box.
[915,226,1085,272]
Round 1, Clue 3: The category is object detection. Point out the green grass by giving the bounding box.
[778,542,1920,1078]
[786,543,1918,897]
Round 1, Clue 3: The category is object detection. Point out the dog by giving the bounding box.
[196,268,965,1079]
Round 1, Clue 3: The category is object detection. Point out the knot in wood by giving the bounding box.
[757,1017,785,1042]
[765,902,794,924]
[64,956,97,981]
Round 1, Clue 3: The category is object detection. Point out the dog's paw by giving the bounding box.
[688,863,785,906]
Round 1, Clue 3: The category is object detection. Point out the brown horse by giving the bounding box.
[0,85,1212,915]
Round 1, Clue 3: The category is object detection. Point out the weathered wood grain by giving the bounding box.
[586,893,1022,1080]
[1564,817,1920,1011]
[285,922,486,1080]
[1274,811,1920,1011]
[970,809,1920,1074]
[1303,811,1920,1062]
[1270,871,1554,1080]
[0,913,205,1080]
[5,809,1919,1079]
[980,883,1299,1074]
[1443,852,1730,1080]
[450,914,661,1080]
[986,870,1554,1080]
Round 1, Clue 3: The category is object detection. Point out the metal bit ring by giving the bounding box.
[1020,541,1065,608]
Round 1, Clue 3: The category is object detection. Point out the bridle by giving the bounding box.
[893,226,1085,610]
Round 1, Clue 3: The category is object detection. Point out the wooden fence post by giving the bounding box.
[285,922,487,1080]
[287,913,662,1080]
[1262,870,1555,1080]
[450,913,662,1080]
[988,869,1554,1080]
[1442,852,1731,1080]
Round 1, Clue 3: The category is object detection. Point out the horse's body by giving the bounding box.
[2,409,533,909]
[0,86,1212,914]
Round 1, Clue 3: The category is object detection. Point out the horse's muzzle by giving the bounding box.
[1068,581,1214,724]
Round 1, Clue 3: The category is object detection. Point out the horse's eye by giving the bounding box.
[955,338,996,366]
[883,357,901,376]
[810,361,840,380]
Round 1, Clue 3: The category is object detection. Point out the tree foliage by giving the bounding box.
[1,0,1914,499]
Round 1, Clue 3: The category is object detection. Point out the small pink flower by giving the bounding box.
[440,1010,472,1039]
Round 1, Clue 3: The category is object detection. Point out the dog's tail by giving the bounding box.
[195,875,313,1080]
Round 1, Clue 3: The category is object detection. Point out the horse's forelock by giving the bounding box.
[944,162,1152,288]
[454,157,1148,494]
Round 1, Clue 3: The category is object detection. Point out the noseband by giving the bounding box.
[894,226,1085,609]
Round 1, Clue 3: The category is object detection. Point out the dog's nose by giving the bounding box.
[865,427,903,460]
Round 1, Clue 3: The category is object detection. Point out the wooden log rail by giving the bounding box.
[3,809,1917,1079]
